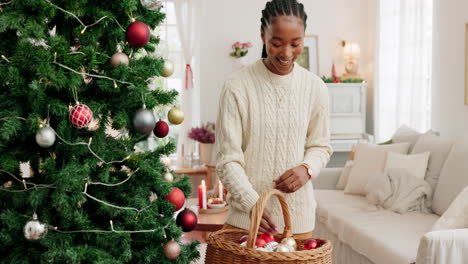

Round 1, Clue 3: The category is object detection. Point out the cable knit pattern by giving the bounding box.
[215,59,333,234]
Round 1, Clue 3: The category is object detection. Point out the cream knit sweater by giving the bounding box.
[215,59,332,234]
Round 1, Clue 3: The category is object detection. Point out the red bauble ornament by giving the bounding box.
[126,21,150,47]
[176,208,198,232]
[165,187,185,211]
[303,239,318,250]
[153,120,169,138]
[69,104,93,129]
[259,233,275,243]
[255,238,266,248]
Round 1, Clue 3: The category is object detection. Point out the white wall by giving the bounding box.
[199,0,376,134]
[432,0,468,139]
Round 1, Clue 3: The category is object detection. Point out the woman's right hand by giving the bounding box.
[257,208,278,234]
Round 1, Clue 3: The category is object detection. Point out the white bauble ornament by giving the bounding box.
[281,237,297,250]
[24,213,47,240]
[140,0,163,11]
[35,126,56,148]
[161,59,174,77]
[264,241,279,251]
[276,244,294,252]
[164,171,174,183]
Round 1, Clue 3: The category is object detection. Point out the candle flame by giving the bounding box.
[201,180,205,187]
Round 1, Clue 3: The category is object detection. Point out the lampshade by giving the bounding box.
[344,42,360,58]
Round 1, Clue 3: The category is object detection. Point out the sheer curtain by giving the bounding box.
[173,0,201,163]
[375,0,433,142]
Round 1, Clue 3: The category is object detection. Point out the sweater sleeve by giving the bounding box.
[302,80,333,178]
[215,80,259,213]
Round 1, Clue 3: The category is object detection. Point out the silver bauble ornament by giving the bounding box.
[24,213,48,240]
[164,171,174,183]
[264,241,279,251]
[35,126,56,148]
[281,237,297,250]
[133,108,156,134]
[110,52,129,68]
[163,240,181,260]
[140,0,163,11]
[167,106,184,125]
[161,59,174,77]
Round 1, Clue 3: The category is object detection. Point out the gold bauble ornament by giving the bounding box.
[161,59,174,77]
[168,106,184,125]
[164,240,181,259]
[280,237,297,250]
[164,171,174,183]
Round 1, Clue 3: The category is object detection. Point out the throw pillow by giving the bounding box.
[343,142,410,195]
[432,136,468,216]
[336,160,354,190]
[432,186,468,231]
[391,125,438,152]
[411,134,454,194]
[384,151,431,180]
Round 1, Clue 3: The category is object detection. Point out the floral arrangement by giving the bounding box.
[230,41,252,58]
[188,122,215,144]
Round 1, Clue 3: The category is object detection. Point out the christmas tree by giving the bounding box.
[0,0,199,263]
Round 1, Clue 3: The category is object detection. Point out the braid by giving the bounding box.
[260,0,307,58]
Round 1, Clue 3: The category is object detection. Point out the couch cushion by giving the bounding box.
[411,134,454,195]
[391,125,437,152]
[432,137,468,215]
[344,142,410,195]
[315,190,439,264]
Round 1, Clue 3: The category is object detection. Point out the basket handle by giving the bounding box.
[246,189,293,248]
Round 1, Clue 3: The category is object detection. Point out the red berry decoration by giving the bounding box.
[153,120,169,138]
[165,187,185,211]
[176,208,198,232]
[126,21,150,47]
[69,104,93,129]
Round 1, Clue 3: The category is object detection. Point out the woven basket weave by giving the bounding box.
[205,189,332,264]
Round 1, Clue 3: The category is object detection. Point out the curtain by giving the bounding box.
[376,0,433,142]
[173,0,200,163]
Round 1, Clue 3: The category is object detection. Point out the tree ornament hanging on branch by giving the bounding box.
[176,208,198,232]
[165,187,185,211]
[36,125,56,148]
[110,52,129,68]
[24,213,48,241]
[126,21,150,47]
[161,59,174,77]
[153,120,169,138]
[133,106,156,134]
[140,0,163,11]
[168,106,184,125]
[164,171,173,183]
[70,104,93,129]
[164,240,181,260]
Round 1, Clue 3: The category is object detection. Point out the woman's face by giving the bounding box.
[262,16,305,75]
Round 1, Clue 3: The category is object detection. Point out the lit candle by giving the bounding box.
[198,180,207,209]
[219,180,223,201]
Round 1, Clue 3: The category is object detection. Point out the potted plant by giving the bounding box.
[188,122,215,165]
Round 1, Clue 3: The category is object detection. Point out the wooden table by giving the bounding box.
[173,165,215,189]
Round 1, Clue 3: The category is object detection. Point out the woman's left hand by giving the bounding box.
[273,165,310,193]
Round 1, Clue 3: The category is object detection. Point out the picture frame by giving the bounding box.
[296,35,320,75]
[465,23,468,105]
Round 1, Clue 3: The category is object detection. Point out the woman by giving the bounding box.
[215,0,332,239]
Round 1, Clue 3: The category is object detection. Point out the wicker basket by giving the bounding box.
[205,189,332,264]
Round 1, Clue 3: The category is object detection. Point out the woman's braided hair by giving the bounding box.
[260,0,307,58]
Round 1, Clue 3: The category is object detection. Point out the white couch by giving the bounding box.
[312,136,468,264]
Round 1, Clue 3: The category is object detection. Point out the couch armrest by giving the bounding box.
[416,229,468,264]
[312,168,342,190]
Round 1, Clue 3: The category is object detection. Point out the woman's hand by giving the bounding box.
[256,208,278,234]
[273,165,310,193]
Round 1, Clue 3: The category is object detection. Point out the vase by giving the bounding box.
[199,143,213,165]
[232,56,248,69]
